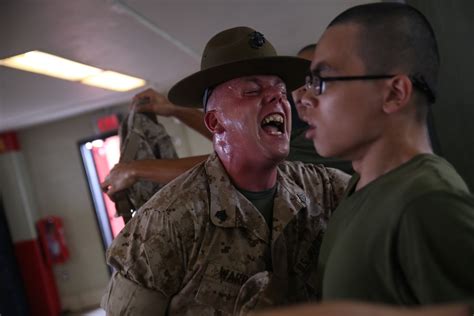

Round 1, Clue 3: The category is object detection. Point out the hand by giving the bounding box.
[131,88,177,117]
[100,162,137,200]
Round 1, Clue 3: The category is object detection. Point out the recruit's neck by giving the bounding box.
[352,122,433,191]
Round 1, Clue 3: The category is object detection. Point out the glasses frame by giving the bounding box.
[305,74,395,96]
[305,73,436,103]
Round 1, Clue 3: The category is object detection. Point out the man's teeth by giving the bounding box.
[261,113,284,135]
[266,129,282,135]
[262,114,284,125]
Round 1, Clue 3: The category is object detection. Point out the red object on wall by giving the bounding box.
[97,114,120,133]
[37,216,70,266]
[1,133,61,315]
[0,131,20,153]
[14,239,61,316]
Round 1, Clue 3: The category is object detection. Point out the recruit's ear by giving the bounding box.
[383,75,413,114]
[204,110,225,134]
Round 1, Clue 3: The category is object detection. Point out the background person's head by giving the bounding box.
[300,3,439,159]
[297,43,317,61]
[292,44,316,115]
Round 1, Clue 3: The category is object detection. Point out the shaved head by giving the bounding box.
[328,2,439,108]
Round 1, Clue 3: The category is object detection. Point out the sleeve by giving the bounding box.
[101,207,189,315]
[101,272,169,315]
[397,191,474,304]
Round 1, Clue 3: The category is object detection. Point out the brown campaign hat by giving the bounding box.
[168,26,310,107]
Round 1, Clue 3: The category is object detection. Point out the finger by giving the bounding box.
[136,103,154,113]
[100,179,110,191]
[135,88,154,100]
[108,186,119,197]
[106,190,117,202]
[131,89,153,107]
[137,96,151,107]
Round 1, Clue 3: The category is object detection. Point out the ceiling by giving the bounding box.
[0,0,374,132]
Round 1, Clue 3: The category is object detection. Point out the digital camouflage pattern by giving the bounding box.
[118,111,178,211]
[233,271,274,315]
[102,153,349,315]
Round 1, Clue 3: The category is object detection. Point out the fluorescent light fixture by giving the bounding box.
[81,71,145,92]
[0,51,146,91]
[0,51,102,81]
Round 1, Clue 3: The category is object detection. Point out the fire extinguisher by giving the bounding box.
[36,216,70,266]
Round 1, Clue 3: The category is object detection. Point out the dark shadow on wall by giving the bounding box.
[408,0,474,191]
[0,197,30,316]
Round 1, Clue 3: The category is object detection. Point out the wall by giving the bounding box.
[17,105,212,311]
[408,0,474,190]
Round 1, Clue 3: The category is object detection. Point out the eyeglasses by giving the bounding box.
[305,73,436,103]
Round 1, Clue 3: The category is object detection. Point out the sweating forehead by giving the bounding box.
[206,74,286,110]
[214,75,285,91]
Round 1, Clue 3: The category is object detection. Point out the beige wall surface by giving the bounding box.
[0,152,39,242]
[16,104,212,311]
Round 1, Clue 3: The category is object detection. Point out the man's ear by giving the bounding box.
[383,75,413,114]
[204,110,224,134]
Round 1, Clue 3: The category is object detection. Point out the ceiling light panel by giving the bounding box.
[0,51,103,81]
[81,71,146,92]
[0,51,146,92]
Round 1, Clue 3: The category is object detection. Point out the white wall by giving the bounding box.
[17,104,212,311]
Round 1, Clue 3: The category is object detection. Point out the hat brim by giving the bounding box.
[168,56,310,107]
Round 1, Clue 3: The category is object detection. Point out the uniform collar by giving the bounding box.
[205,153,307,244]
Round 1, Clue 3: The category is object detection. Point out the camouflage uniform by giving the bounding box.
[119,111,178,210]
[101,153,349,315]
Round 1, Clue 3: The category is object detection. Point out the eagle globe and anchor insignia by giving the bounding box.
[248,31,266,49]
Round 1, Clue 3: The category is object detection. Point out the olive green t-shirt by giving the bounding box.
[317,154,474,306]
[239,186,276,229]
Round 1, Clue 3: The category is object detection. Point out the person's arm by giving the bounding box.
[101,207,189,315]
[253,302,471,316]
[102,272,169,315]
[100,155,208,198]
[132,88,212,140]
[169,105,211,140]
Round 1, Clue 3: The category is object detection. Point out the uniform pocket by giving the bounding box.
[195,263,249,314]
